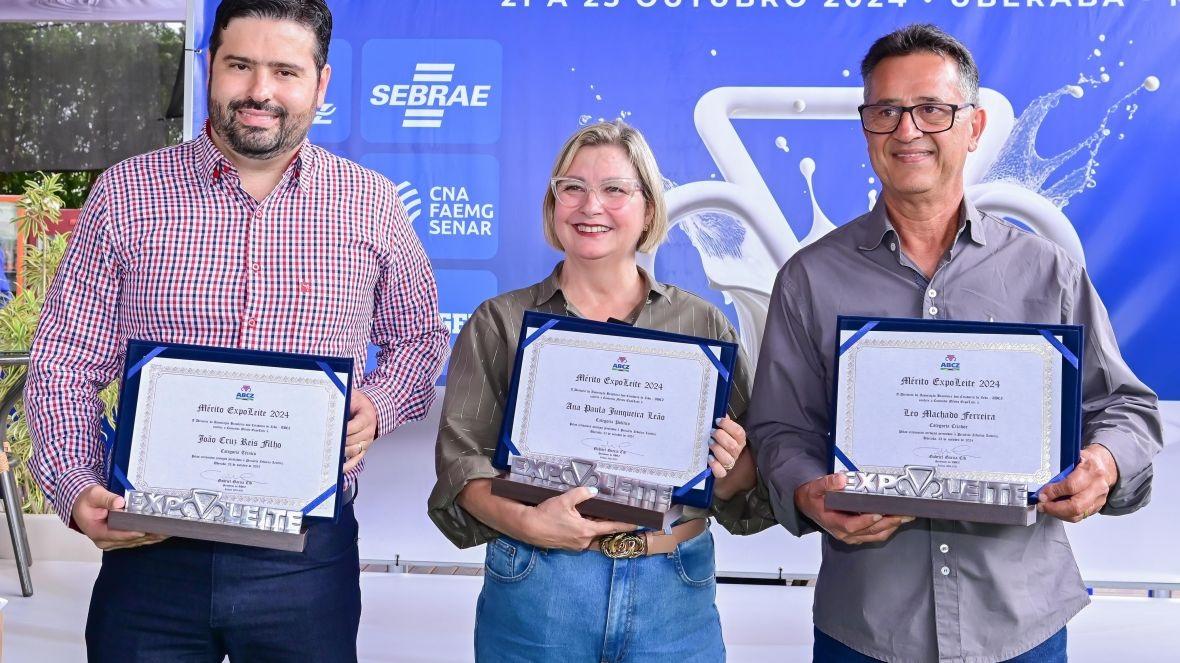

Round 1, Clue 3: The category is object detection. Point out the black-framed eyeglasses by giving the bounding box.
[857,103,977,135]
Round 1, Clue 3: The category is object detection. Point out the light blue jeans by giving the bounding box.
[474,527,725,663]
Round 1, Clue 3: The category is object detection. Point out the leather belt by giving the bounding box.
[593,519,706,559]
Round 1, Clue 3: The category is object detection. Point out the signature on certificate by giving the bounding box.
[200,469,268,487]
[580,437,643,457]
[914,444,980,461]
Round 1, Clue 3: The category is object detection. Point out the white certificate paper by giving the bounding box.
[510,328,721,486]
[125,358,349,518]
[834,330,1062,485]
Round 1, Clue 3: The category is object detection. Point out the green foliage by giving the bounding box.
[1,174,118,514]
[21,233,69,301]
[18,172,67,300]
[17,171,64,240]
[0,170,99,209]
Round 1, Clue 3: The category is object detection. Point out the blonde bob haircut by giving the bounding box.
[542,120,669,254]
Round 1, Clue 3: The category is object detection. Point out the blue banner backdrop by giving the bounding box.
[190,1,1179,397]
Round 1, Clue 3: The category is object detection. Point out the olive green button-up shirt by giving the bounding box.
[428,262,776,548]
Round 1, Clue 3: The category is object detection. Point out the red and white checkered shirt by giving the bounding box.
[26,128,449,524]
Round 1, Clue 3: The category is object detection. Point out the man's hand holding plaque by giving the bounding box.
[1037,443,1119,523]
[343,390,378,473]
[797,473,915,545]
[73,485,169,551]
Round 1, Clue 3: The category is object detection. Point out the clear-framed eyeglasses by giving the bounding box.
[551,177,644,210]
[857,102,977,135]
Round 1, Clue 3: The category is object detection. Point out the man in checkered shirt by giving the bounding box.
[24,1,448,660]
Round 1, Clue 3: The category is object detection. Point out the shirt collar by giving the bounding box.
[194,122,229,189]
[962,198,987,246]
[532,261,670,308]
[290,141,317,193]
[195,121,317,193]
[856,196,988,251]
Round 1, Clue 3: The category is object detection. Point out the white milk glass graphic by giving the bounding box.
[649,81,1158,366]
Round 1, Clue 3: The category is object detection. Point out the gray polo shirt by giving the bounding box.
[747,199,1162,663]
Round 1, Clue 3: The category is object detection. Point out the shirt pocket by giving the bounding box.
[957,286,1064,325]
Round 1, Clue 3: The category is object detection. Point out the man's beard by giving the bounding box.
[208,96,313,160]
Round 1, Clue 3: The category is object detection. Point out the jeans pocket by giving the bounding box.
[484,535,538,583]
[672,529,716,588]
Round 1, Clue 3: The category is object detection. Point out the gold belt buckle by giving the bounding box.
[599,532,646,559]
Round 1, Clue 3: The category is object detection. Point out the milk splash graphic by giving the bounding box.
[640,73,1158,368]
[981,75,1161,209]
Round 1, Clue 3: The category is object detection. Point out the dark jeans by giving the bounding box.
[813,626,1067,663]
[86,502,361,663]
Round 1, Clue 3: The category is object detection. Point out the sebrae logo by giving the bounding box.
[362,39,502,144]
[371,61,492,129]
[236,385,255,401]
[612,356,630,372]
[939,354,961,371]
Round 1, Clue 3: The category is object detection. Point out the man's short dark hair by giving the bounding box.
[209,0,333,72]
[860,24,979,104]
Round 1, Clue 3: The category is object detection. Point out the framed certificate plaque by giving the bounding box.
[491,312,738,529]
[824,316,1084,526]
[105,340,353,551]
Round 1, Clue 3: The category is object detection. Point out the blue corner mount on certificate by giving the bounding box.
[490,312,738,529]
[105,340,353,551]
[826,316,1084,526]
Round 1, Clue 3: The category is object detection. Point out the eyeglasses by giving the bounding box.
[857,103,977,135]
[551,177,644,210]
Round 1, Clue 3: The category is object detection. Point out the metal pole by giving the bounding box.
[0,356,33,596]
[1,469,32,596]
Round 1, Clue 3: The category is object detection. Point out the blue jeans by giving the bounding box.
[86,502,361,662]
[813,625,1067,662]
[475,527,725,663]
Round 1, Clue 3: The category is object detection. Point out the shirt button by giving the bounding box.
[927,288,938,298]
[940,543,950,554]
[889,243,897,251]
[940,566,950,576]
[251,262,262,272]
[929,306,939,316]
[246,318,257,328]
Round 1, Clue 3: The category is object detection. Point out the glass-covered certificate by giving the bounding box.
[825,316,1083,526]
[491,312,737,529]
[106,340,352,551]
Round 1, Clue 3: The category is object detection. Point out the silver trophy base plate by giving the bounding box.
[825,491,1037,526]
[492,472,682,529]
[108,510,308,552]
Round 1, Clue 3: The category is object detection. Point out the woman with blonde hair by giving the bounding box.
[428,120,774,662]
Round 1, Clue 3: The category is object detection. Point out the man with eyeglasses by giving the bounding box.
[747,24,1161,662]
